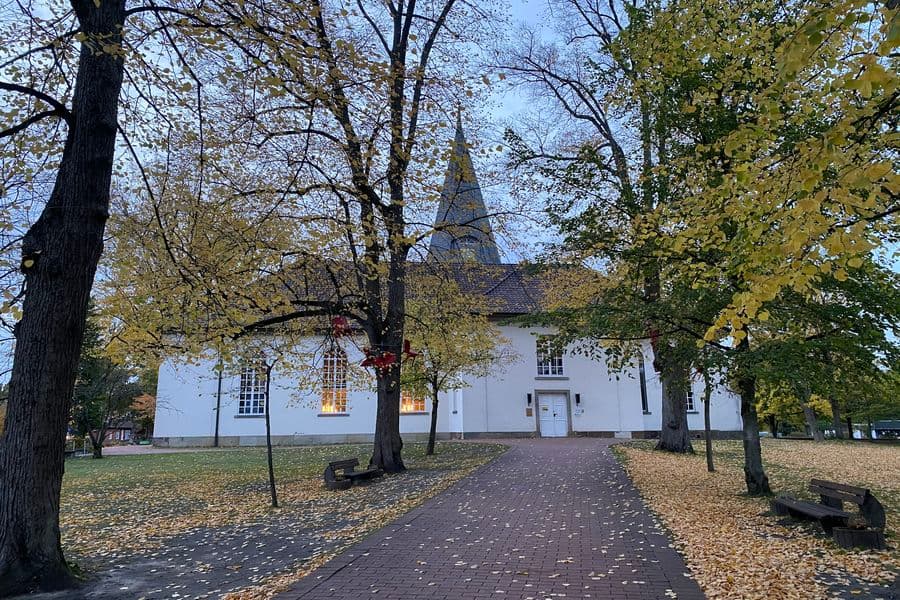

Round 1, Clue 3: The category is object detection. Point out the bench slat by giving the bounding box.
[810,479,868,497]
[774,497,850,519]
[810,485,865,505]
[329,459,359,470]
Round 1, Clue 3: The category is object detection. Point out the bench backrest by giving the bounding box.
[809,479,868,506]
[329,458,359,471]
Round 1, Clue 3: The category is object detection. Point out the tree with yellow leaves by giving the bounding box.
[402,273,516,454]
[103,0,502,477]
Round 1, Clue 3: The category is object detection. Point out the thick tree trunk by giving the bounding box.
[846,416,853,440]
[371,361,405,472]
[427,390,439,456]
[802,403,824,442]
[653,352,692,453]
[264,364,277,508]
[829,397,843,439]
[0,1,126,594]
[88,430,105,460]
[767,414,778,438]
[737,375,771,496]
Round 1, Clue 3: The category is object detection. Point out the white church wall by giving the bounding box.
[154,328,745,446]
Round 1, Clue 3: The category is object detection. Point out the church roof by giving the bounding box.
[428,114,502,264]
[430,263,542,315]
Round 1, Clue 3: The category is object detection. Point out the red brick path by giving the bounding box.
[281,438,704,599]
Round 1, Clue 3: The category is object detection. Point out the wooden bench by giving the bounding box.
[323,458,383,490]
[772,479,886,534]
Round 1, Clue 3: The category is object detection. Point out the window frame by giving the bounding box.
[536,336,564,377]
[400,387,427,413]
[686,388,696,412]
[321,347,349,414]
[238,359,268,416]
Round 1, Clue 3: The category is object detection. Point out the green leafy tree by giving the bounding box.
[69,311,142,459]
[403,275,516,454]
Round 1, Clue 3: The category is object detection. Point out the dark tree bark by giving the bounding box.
[767,414,778,438]
[846,416,853,440]
[736,374,771,496]
[263,363,277,508]
[368,250,407,473]
[427,387,439,456]
[653,349,693,453]
[800,389,824,442]
[87,429,106,459]
[371,363,404,472]
[0,1,127,594]
[829,397,844,439]
[702,370,714,472]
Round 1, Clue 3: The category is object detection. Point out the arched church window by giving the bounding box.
[321,347,348,414]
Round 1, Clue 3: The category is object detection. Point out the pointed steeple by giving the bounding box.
[428,112,502,264]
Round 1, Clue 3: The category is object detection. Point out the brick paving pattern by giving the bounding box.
[282,438,704,599]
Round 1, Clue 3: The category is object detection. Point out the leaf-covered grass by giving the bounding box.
[615,439,900,599]
[61,441,506,593]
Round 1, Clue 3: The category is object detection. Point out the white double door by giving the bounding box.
[538,393,569,437]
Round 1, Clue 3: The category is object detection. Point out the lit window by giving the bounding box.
[401,388,426,413]
[238,360,267,415]
[686,388,695,411]
[322,348,348,413]
[536,337,564,376]
[638,355,649,413]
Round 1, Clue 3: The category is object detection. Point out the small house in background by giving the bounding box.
[103,420,134,443]
[872,420,900,439]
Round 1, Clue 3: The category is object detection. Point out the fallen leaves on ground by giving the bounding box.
[615,440,899,600]
[61,442,506,598]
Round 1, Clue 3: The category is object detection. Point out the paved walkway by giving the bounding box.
[281,438,703,600]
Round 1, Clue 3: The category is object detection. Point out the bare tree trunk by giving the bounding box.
[767,414,778,438]
[802,403,824,442]
[829,397,843,439]
[427,389,439,456]
[0,1,126,594]
[702,371,714,472]
[654,352,692,453]
[371,360,405,472]
[264,364,277,508]
[737,374,771,496]
[846,416,853,440]
[88,430,105,459]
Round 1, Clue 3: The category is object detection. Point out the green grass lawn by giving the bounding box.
[61,442,506,559]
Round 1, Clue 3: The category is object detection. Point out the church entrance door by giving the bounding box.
[538,393,569,437]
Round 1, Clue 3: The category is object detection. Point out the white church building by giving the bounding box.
[152,122,743,447]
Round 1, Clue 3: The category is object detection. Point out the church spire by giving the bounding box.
[428,112,502,264]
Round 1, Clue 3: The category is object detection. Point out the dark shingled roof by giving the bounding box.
[429,262,543,315]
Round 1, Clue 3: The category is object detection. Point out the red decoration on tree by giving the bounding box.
[360,348,376,367]
[360,348,397,370]
[402,339,420,359]
[331,316,351,337]
[649,328,660,352]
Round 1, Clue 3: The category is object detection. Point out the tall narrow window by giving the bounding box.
[686,388,696,411]
[321,348,348,413]
[536,337,564,376]
[238,360,267,415]
[401,387,426,413]
[638,355,649,413]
